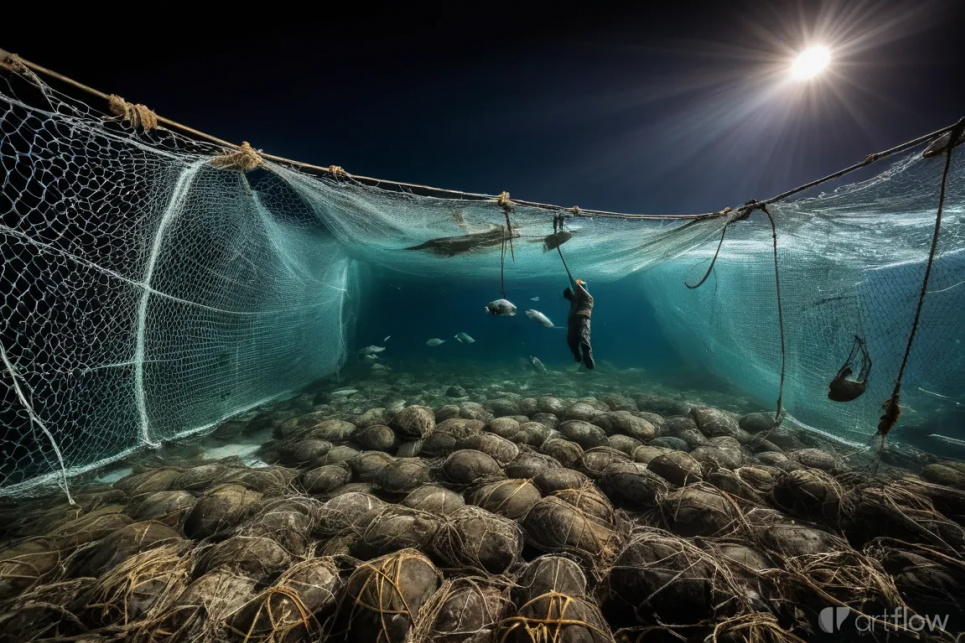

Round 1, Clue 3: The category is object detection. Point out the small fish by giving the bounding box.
[358,345,386,356]
[362,354,379,362]
[531,296,540,301]
[525,309,555,328]
[426,338,446,347]
[454,332,476,344]
[529,356,547,374]
[485,299,517,316]
[384,335,391,343]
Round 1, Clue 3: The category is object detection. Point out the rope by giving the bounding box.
[2,48,958,223]
[210,141,264,172]
[107,95,158,132]
[875,116,965,467]
[761,203,787,427]
[685,225,728,289]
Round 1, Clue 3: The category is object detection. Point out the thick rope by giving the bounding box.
[685,225,728,289]
[761,203,787,427]
[107,95,158,132]
[210,142,264,172]
[874,116,965,470]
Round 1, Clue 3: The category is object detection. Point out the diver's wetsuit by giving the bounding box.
[563,281,595,369]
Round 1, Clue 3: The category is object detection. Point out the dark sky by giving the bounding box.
[4,1,964,214]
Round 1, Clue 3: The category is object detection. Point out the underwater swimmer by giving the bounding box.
[563,278,595,369]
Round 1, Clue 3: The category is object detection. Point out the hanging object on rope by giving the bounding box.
[827,335,872,402]
[544,212,574,252]
[874,117,965,471]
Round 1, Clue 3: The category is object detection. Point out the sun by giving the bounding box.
[790,46,831,80]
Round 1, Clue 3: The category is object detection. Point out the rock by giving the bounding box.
[540,438,584,468]
[281,439,333,467]
[608,434,643,456]
[592,411,657,442]
[647,452,703,487]
[486,417,521,440]
[71,521,184,578]
[706,469,767,504]
[197,536,291,583]
[352,425,398,452]
[602,394,638,412]
[442,450,504,486]
[457,433,519,466]
[355,507,441,559]
[470,479,543,520]
[634,393,691,416]
[739,412,775,434]
[690,407,741,439]
[505,453,561,479]
[184,484,263,539]
[390,406,435,439]
[922,464,965,490]
[764,428,803,451]
[709,436,741,450]
[349,452,395,482]
[459,403,491,422]
[446,385,466,398]
[435,404,462,422]
[315,492,384,536]
[518,398,539,416]
[562,403,601,422]
[756,451,788,466]
[377,458,434,494]
[578,447,632,479]
[402,486,465,516]
[435,418,486,439]
[789,448,838,473]
[126,490,196,526]
[558,421,608,449]
[530,413,560,431]
[172,464,233,492]
[513,422,550,447]
[306,419,356,443]
[649,436,689,451]
[485,399,520,417]
[421,432,458,457]
[321,445,360,465]
[298,463,352,495]
[636,412,665,430]
[659,486,738,537]
[521,497,620,563]
[690,446,743,472]
[114,467,182,497]
[353,408,389,429]
[633,445,671,464]
[396,440,423,457]
[532,468,590,496]
[599,462,670,509]
[537,396,563,415]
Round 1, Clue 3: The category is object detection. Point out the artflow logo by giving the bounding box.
[818,606,949,635]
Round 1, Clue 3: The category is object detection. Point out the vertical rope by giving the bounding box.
[761,204,787,425]
[874,118,963,469]
[685,225,729,289]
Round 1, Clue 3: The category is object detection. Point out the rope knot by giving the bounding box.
[0,52,29,74]
[107,95,158,132]
[497,191,513,211]
[328,165,348,179]
[571,206,581,216]
[210,141,263,172]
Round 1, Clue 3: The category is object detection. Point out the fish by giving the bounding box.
[531,296,540,301]
[358,345,386,356]
[362,354,379,362]
[485,299,517,316]
[426,338,446,347]
[384,335,391,343]
[525,309,555,328]
[454,332,476,344]
[529,356,547,374]
[407,225,520,257]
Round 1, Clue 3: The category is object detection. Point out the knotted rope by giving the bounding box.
[107,95,158,132]
[0,51,29,74]
[210,142,264,172]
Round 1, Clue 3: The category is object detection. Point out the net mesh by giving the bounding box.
[1,64,963,496]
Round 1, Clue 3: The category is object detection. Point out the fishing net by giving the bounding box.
[1,54,964,499]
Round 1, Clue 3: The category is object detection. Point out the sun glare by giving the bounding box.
[791,46,831,80]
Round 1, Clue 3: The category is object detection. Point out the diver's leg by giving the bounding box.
[580,320,595,370]
[567,324,581,362]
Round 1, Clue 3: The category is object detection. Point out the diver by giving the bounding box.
[828,335,871,402]
[563,278,595,369]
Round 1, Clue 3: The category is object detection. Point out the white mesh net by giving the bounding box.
[1,63,963,496]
